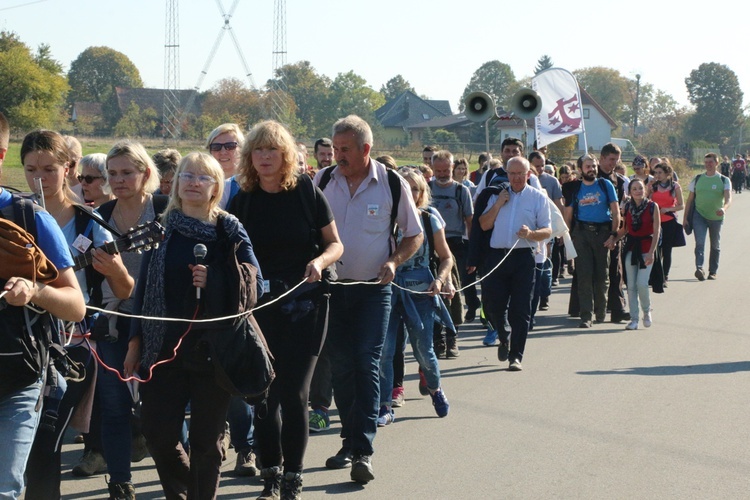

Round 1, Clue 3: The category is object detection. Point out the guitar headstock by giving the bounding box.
[122,221,165,254]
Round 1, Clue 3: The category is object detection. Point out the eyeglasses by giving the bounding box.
[178,172,217,185]
[77,175,103,184]
[209,141,239,152]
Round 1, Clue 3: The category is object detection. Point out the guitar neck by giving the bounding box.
[73,239,124,271]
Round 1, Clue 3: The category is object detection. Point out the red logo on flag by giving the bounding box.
[546,95,581,135]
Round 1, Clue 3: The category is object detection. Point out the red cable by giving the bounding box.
[87,305,200,384]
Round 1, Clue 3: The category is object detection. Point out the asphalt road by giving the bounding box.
[56,190,750,499]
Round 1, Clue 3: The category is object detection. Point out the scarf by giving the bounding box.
[141,209,242,368]
[625,199,649,232]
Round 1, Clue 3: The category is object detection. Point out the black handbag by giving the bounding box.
[202,314,274,404]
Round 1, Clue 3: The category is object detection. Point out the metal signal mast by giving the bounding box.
[163,0,181,139]
[180,0,257,127]
[269,0,289,122]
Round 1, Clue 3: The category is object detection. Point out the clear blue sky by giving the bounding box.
[2,0,747,113]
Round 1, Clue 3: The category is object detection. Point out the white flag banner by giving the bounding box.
[532,68,586,149]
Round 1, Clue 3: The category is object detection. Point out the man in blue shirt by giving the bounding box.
[563,154,620,328]
[477,157,551,371]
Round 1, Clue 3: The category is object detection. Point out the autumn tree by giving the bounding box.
[202,78,264,128]
[380,75,415,101]
[0,31,68,130]
[685,62,743,144]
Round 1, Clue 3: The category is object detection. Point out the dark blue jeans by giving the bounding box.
[481,248,535,362]
[227,398,255,453]
[96,317,134,484]
[327,284,392,456]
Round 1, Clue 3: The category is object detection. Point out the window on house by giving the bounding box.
[583,109,590,119]
[422,113,430,120]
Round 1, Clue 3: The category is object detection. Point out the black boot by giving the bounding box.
[258,466,282,500]
[107,480,135,500]
[280,471,303,500]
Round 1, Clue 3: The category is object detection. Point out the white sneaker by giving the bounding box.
[625,320,639,330]
[643,311,652,328]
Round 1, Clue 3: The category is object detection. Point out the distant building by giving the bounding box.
[375,90,454,146]
[375,88,618,153]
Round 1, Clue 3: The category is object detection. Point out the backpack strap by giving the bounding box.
[317,166,334,191]
[386,168,401,239]
[296,174,321,257]
[3,195,39,241]
[420,209,437,276]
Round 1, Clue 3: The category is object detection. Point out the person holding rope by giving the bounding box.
[124,152,262,499]
[475,157,552,371]
[377,166,453,427]
[20,130,133,500]
[229,120,343,500]
[314,115,422,484]
[0,115,86,499]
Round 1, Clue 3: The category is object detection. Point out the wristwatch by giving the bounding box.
[609,231,617,237]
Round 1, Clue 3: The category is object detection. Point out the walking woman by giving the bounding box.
[92,140,166,499]
[616,179,661,330]
[648,162,684,282]
[22,131,134,500]
[124,152,262,499]
[377,166,452,426]
[229,120,343,500]
[79,153,115,207]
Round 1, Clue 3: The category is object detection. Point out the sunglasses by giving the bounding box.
[209,141,239,152]
[77,175,103,184]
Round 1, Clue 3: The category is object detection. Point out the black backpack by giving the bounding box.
[0,195,54,399]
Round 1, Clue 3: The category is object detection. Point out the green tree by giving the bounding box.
[0,31,68,130]
[434,129,460,148]
[328,71,385,127]
[113,102,159,137]
[34,44,63,74]
[573,66,630,121]
[267,61,331,138]
[685,62,743,144]
[460,60,516,111]
[68,46,143,129]
[380,75,415,101]
[534,55,553,74]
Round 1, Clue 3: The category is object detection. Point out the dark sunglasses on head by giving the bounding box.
[209,141,239,152]
[77,175,103,184]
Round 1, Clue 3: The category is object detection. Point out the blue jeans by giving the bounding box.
[692,211,723,274]
[227,398,255,453]
[328,284,391,456]
[96,319,134,484]
[623,251,653,320]
[380,268,442,405]
[0,377,43,499]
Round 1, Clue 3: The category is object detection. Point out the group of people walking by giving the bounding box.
[0,107,733,500]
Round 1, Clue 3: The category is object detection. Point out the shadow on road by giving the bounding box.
[577,360,750,376]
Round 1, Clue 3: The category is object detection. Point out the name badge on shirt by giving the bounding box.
[262,280,271,294]
[367,204,380,216]
[73,234,93,254]
[712,184,717,190]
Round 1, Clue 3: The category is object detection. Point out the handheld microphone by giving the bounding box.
[193,244,207,300]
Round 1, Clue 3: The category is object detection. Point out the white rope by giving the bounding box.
[86,278,308,323]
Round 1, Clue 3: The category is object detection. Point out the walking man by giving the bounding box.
[684,152,731,281]
[315,115,422,484]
